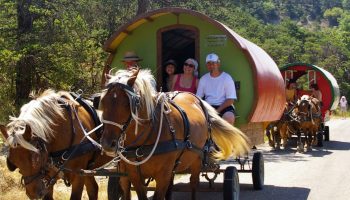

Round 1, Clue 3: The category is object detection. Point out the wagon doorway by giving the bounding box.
[157,26,199,91]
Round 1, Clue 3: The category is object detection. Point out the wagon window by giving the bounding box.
[308,70,317,88]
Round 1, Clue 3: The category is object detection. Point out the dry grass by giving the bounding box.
[0,155,109,200]
[0,156,27,200]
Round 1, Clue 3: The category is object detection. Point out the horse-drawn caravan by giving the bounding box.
[102,7,286,145]
[280,63,340,142]
[100,7,286,199]
[266,63,340,152]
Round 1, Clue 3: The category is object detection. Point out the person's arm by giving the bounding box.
[170,74,178,91]
[217,74,236,112]
[196,78,204,98]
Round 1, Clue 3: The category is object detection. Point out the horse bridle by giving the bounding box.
[101,82,140,146]
[20,137,59,189]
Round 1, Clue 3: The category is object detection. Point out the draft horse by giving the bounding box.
[99,68,250,200]
[0,90,112,200]
[266,102,300,150]
[295,95,322,152]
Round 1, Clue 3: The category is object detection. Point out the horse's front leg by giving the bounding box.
[274,129,281,150]
[266,128,274,148]
[84,176,98,200]
[128,169,148,200]
[296,131,304,153]
[280,124,288,148]
[120,176,131,200]
[69,175,85,200]
[42,186,54,200]
[304,130,312,152]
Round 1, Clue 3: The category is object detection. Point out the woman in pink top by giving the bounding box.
[171,58,199,94]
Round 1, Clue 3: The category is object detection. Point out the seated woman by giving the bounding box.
[285,81,297,103]
[310,83,322,112]
[163,59,177,92]
[171,58,199,94]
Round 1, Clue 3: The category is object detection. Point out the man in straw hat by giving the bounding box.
[122,51,142,70]
[101,51,142,87]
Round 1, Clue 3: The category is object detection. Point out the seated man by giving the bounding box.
[121,51,142,70]
[196,53,237,124]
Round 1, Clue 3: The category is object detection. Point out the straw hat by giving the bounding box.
[121,51,142,62]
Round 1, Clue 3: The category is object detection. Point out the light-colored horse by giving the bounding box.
[295,95,322,152]
[99,68,250,200]
[0,90,113,200]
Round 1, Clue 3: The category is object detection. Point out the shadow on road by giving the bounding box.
[167,182,310,200]
[240,183,310,200]
[323,140,350,151]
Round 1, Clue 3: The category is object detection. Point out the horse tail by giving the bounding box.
[201,101,251,160]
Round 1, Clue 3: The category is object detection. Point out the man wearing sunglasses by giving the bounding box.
[196,53,237,124]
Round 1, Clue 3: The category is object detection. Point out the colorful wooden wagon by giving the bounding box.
[100,7,286,199]
[280,62,340,141]
[102,7,286,146]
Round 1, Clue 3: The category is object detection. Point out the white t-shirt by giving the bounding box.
[196,72,237,105]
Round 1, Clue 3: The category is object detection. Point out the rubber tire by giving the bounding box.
[252,152,264,190]
[317,131,323,147]
[223,166,240,200]
[324,126,330,141]
[107,177,123,200]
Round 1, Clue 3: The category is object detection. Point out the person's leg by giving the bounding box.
[222,111,235,124]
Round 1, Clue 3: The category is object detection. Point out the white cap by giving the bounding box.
[206,53,220,63]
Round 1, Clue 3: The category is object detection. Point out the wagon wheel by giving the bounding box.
[252,152,264,190]
[108,177,123,200]
[223,166,240,200]
[324,125,330,141]
[317,131,323,147]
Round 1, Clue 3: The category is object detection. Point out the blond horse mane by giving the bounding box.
[107,69,157,123]
[6,89,74,152]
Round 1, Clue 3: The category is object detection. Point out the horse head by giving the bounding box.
[4,121,52,199]
[100,68,156,156]
[1,90,69,199]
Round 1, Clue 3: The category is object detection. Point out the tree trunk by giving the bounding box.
[15,55,34,105]
[15,0,34,105]
[136,0,150,15]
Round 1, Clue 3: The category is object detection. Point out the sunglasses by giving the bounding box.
[184,63,195,68]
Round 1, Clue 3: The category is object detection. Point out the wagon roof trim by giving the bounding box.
[104,7,251,52]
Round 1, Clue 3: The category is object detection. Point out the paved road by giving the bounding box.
[166,118,350,200]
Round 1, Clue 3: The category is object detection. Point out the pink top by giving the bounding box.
[173,74,197,93]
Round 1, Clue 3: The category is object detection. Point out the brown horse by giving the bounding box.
[295,95,322,152]
[99,68,250,200]
[266,102,299,150]
[0,90,113,200]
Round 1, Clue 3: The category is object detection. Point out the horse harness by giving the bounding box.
[103,83,214,184]
[19,94,103,189]
[298,98,322,122]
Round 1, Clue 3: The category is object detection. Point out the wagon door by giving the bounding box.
[157,26,199,91]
